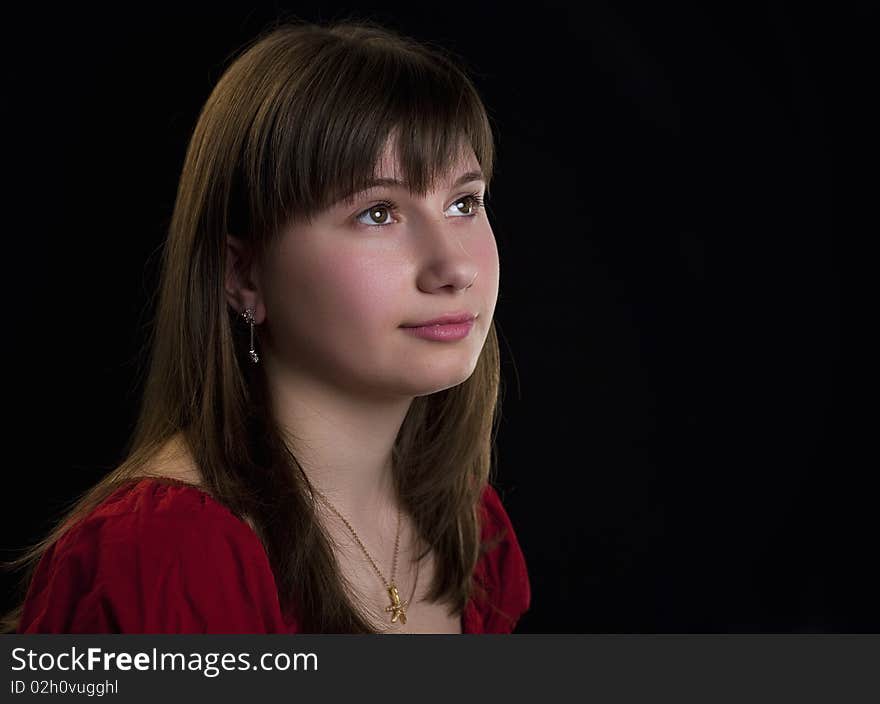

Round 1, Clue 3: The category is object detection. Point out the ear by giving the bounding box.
[225,235,265,323]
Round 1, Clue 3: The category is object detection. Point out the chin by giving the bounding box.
[413,364,480,396]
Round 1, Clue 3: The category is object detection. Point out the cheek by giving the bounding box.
[269,243,401,336]
[319,257,402,325]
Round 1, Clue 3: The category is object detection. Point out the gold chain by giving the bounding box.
[310,485,419,625]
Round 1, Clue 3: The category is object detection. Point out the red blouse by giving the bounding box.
[17,478,531,634]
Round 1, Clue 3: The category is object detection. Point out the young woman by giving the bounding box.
[3,17,530,634]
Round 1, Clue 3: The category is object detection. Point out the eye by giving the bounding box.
[354,191,486,230]
[448,192,485,217]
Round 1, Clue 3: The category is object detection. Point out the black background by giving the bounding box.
[3,2,871,632]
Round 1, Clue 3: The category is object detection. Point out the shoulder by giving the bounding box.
[18,478,285,634]
[473,483,532,632]
[58,478,263,558]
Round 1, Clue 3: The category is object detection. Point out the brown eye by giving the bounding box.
[368,206,391,224]
[355,201,398,228]
[454,198,474,215]
[448,193,485,217]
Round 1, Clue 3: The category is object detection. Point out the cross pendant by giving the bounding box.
[384,583,408,624]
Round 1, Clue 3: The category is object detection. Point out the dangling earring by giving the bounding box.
[242,307,259,363]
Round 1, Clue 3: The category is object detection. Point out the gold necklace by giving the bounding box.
[311,486,418,626]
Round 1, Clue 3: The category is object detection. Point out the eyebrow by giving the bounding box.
[339,170,485,203]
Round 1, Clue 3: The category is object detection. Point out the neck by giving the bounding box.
[266,356,413,525]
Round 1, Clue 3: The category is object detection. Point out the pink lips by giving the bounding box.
[401,312,477,327]
[400,312,477,341]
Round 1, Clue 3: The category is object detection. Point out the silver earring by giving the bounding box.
[242,307,259,363]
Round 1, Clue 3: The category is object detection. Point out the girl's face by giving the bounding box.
[258,141,499,400]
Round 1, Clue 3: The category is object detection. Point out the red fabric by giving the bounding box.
[17,478,530,634]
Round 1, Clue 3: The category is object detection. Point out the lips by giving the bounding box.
[401,312,477,328]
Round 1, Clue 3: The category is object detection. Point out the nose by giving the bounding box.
[413,218,479,292]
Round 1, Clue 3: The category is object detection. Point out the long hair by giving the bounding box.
[2,15,505,633]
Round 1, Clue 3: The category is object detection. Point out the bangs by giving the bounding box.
[228,23,495,249]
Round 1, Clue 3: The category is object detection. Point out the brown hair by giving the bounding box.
[2,14,505,633]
